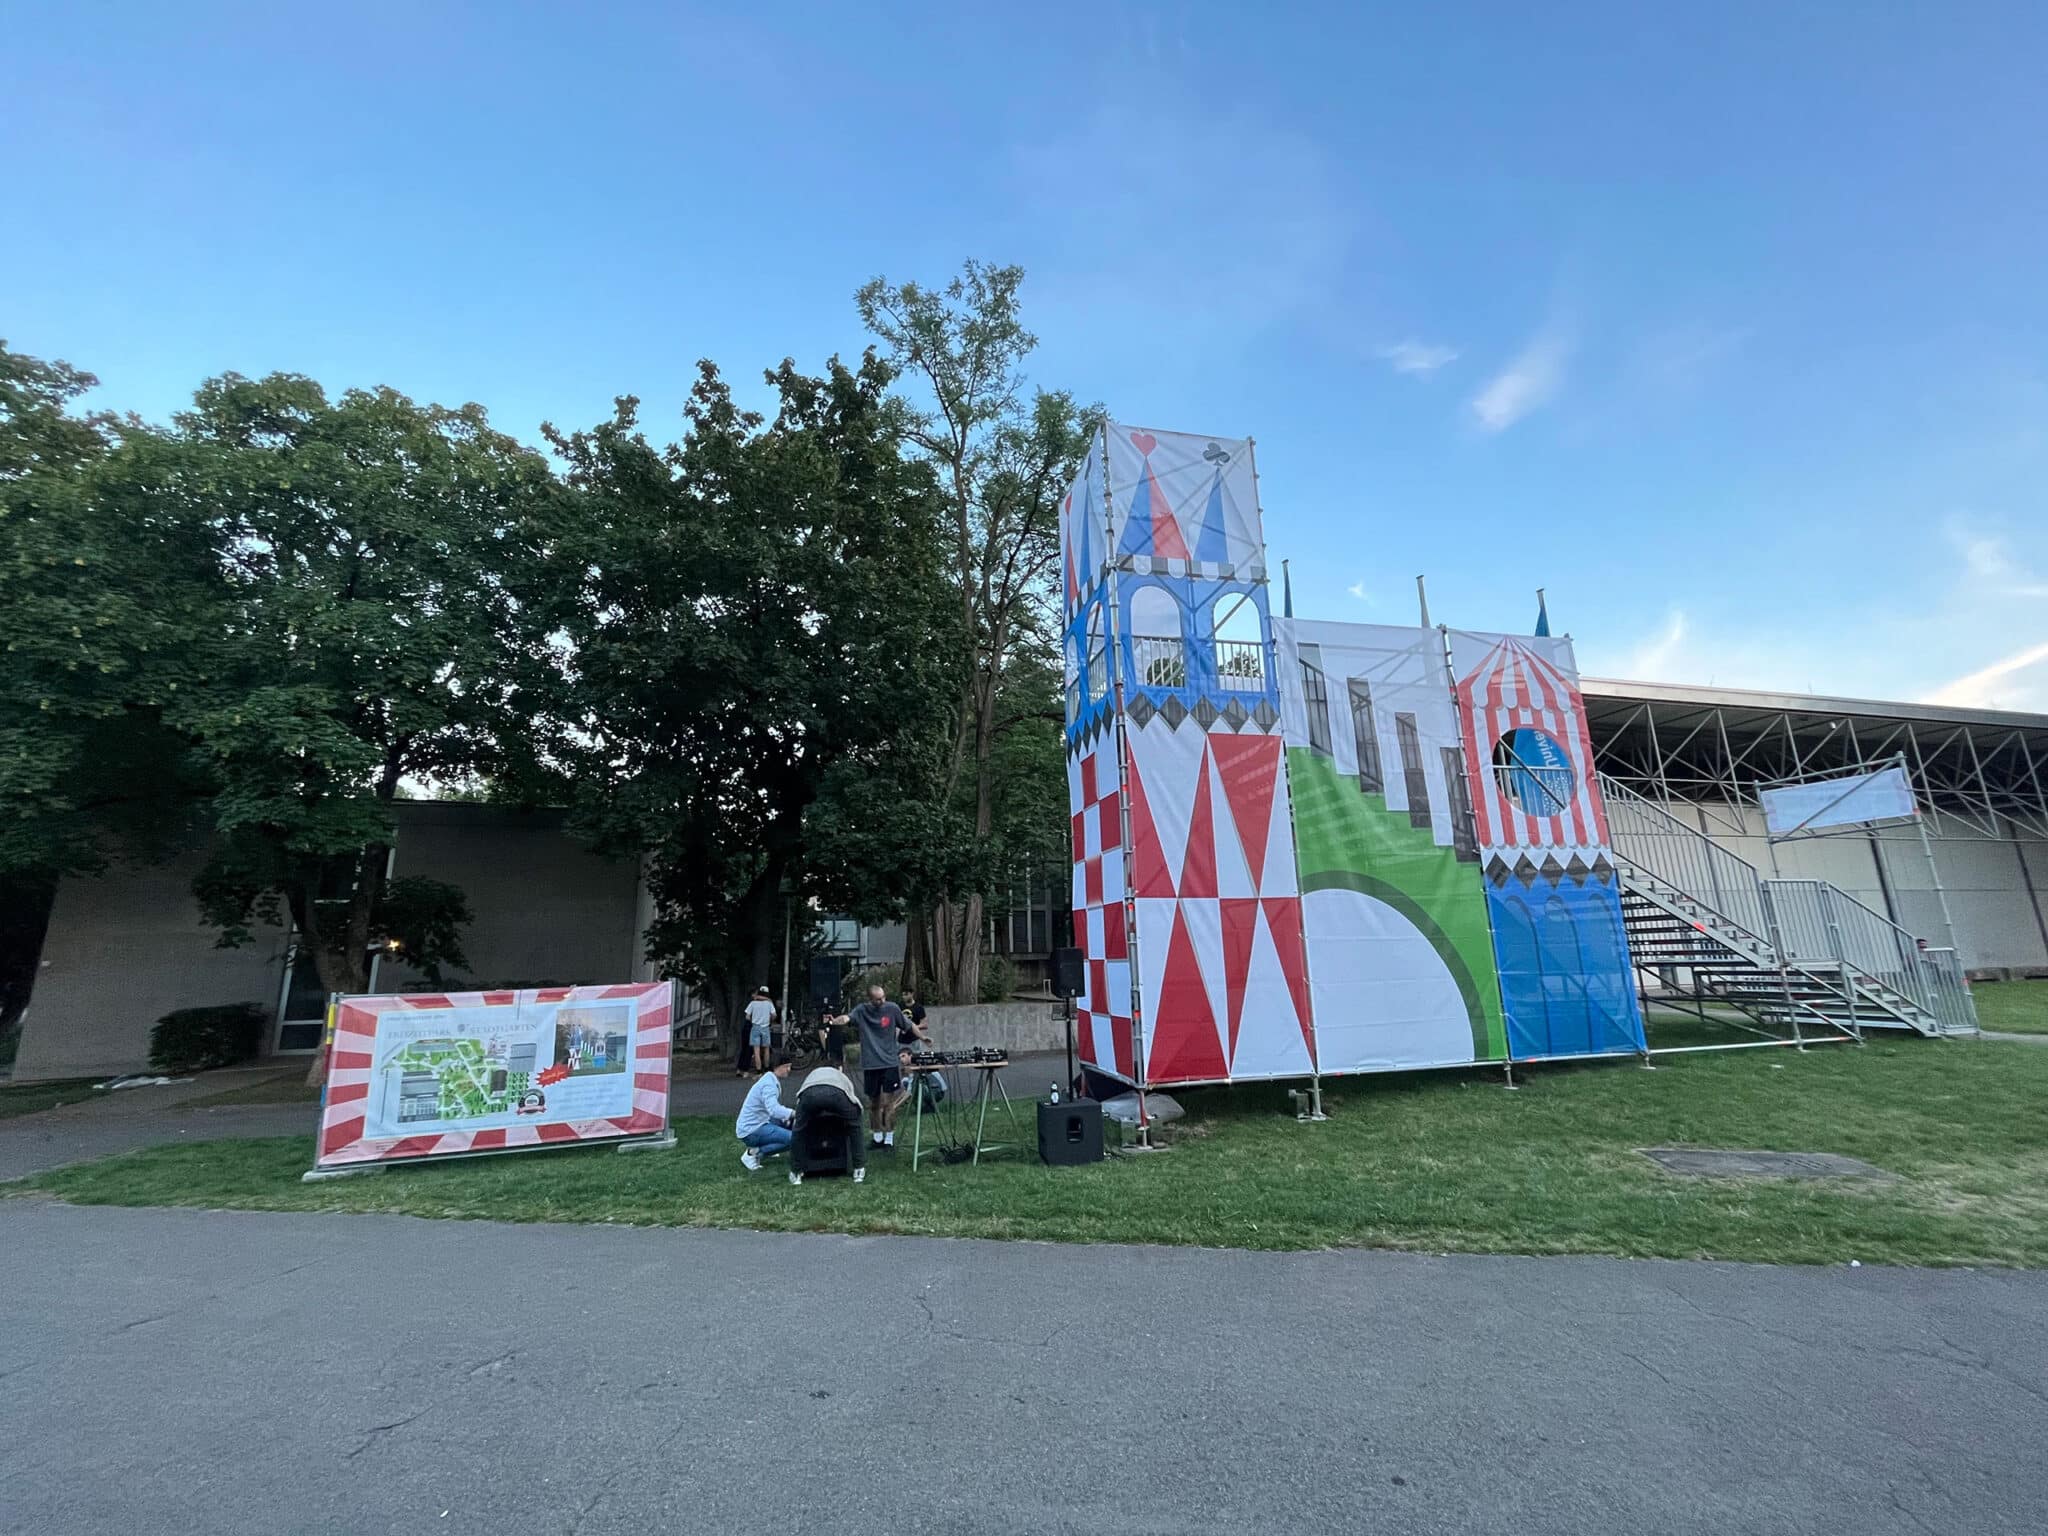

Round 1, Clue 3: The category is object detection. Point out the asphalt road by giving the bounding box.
[3,1203,2043,1535]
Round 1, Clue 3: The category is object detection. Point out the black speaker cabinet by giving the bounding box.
[1050,945,1085,999]
[1037,1099,1104,1166]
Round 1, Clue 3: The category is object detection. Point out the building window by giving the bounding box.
[1396,713,1431,830]
[1087,602,1108,703]
[1442,745,1479,861]
[1347,679,1382,794]
[1128,585,1185,688]
[1300,659,1332,755]
[1212,591,1265,691]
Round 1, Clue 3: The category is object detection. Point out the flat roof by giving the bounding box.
[1581,677,2048,733]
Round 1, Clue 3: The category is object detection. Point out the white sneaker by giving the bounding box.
[853,1167,866,1183]
[740,1150,761,1172]
[789,1170,803,1185]
[883,1131,895,1147]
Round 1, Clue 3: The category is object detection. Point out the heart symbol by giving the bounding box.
[1129,431,1156,455]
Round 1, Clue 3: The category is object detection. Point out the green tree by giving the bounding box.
[856,263,1098,1000]
[0,342,218,881]
[0,342,223,1036]
[88,373,557,1078]
[533,353,959,1044]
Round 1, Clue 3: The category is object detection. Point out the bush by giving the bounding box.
[977,953,1016,1004]
[149,1003,268,1073]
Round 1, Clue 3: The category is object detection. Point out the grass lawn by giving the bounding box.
[18,1032,2048,1268]
[0,1079,101,1121]
[1971,978,2048,1035]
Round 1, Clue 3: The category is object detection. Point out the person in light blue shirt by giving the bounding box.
[736,1053,795,1171]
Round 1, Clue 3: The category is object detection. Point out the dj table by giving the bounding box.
[903,1053,1022,1171]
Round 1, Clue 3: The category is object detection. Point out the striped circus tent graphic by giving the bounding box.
[1451,633,1611,862]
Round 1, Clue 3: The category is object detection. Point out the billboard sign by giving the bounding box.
[1761,765,1917,838]
[312,983,673,1172]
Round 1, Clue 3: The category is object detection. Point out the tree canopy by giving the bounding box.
[531,353,963,1025]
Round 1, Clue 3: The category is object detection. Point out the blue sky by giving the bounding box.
[8,1,2047,709]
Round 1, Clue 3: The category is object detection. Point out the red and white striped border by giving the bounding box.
[313,983,673,1169]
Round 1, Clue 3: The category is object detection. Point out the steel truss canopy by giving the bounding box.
[1582,678,2048,842]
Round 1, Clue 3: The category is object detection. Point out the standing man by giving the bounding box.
[833,985,925,1151]
[743,986,778,1074]
[898,989,928,1049]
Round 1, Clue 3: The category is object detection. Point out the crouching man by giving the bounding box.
[735,1051,795,1171]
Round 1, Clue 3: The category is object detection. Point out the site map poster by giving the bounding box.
[313,984,673,1170]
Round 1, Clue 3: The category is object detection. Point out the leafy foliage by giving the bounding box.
[148,1002,268,1073]
[531,354,961,1033]
[111,373,558,1002]
[0,341,219,878]
[856,264,1099,998]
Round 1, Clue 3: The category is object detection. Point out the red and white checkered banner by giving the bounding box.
[312,983,673,1171]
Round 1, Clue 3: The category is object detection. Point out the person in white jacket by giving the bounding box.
[736,1053,795,1171]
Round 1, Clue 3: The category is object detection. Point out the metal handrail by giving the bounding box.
[1765,877,1977,1033]
[1214,638,1266,691]
[1597,774,1774,951]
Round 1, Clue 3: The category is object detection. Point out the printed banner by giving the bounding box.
[1761,765,1916,837]
[1275,620,1507,1071]
[1447,631,1645,1060]
[313,983,673,1169]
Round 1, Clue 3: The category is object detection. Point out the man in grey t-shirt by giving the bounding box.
[831,984,928,1150]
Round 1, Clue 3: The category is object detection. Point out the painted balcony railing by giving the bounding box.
[1214,639,1267,691]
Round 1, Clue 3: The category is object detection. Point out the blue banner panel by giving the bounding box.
[1485,875,1646,1059]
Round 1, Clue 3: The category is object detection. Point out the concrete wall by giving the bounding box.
[14,846,289,1082]
[1647,799,2048,976]
[13,804,646,1082]
[922,999,1071,1056]
[378,805,641,990]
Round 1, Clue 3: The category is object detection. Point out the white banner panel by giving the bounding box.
[1761,765,1917,837]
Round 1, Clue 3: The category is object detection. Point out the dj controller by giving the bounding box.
[907,1046,1009,1068]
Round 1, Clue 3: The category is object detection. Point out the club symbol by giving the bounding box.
[1203,442,1231,464]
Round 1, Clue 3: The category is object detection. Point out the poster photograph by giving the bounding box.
[313,983,674,1172]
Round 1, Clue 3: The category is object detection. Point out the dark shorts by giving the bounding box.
[864,1067,902,1100]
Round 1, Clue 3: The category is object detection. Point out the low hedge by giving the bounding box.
[149,1003,269,1073]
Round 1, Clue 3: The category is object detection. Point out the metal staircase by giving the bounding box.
[1599,775,1977,1040]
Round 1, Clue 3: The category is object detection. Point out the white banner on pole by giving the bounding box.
[1760,765,1916,838]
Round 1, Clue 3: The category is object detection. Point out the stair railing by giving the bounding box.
[1598,775,1774,950]
[1765,877,1978,1034]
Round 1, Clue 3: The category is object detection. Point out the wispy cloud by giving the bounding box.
[1925,640,2048,710]
[1625,608,1688,678]
[1346,580,1377,604]
[1472,325,1571,432]
[1948,518,2048,597]
[1377,341,1457,376]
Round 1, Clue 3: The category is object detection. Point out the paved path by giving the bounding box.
[3,1202,2042,1535]
[0,1053,1071,1181]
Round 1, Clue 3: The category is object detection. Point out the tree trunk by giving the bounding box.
[902,908,927,994]
[930,899,958,1002]
[297,856,378,1090]
[954,892,985,1003]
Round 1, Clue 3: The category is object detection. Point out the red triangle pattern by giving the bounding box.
[1261,897,1316,1059]
[1178,746,1218,898]
[1126,752,1174,898]
[1147,462,1189,560]
[1211,734,1279,886]
[1150,904,1226,1082]
[1219,898,1259,1061]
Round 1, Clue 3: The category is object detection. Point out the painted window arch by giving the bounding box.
[1211,590,1264,689]
[1127,583,1185,688]
[1086,601,1109,703]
